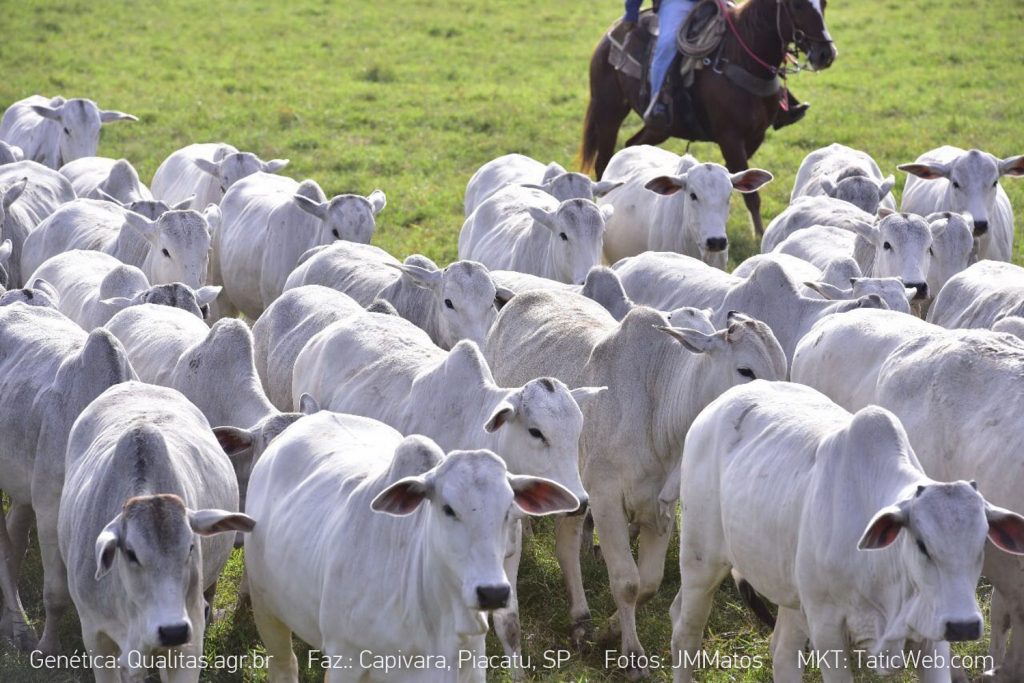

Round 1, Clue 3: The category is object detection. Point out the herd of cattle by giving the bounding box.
[1,93,1024,683]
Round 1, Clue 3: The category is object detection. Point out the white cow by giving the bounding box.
[21,199,214,289]
[292,311,597,671]
[94,191,195,220]
[0,95,136,169]
[284,241,503,349]
[613,251,742,312]
[150,142,289,211]
[459,184,612,285]
[28,250,220,330]
[59,157,152,203]
[490,266,637,321]
[874,330,1024,680]
[215,171,385,319]
[464,153,621,216]
[899,146,1024,261]
[244,412,577,682]
[791,143,896,214]
[0,141,24,165]
[598,145,772,269]
[0,239,11,288]
[0,303,134,652]
[670,380,1024,683]
[993,316,1024,339]
[0,160,77,287]
[59,382,253,682]
[924,211,977,307]
[927,260,1024,330]
[0,277,60,308]
[106,304,275,430]
[485,290,787,677]
[761,195,876,253]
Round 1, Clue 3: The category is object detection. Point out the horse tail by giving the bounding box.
[578,95,600,175]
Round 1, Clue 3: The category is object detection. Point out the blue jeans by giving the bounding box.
[650,0,696,99]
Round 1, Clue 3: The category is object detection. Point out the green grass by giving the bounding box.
[1,0,1022,680]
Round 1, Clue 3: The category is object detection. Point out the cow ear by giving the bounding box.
[858,504,906,550]
[31,104,64,121]
[878,175,896,198]
[188,508,256,536]
[986,504,1024,555]
[201,204,221,234]
[526,206,558,231]
[876,207,896,219]
[94,514,122,580]
[508,475,580,516]
[542,161,568,182]
[644,174,686,195]
[124,213,159,244]
[820,174,839,198]
[99,296,135,309]
[99,110,138,124]
[193,286,221,307]
[0,239,11,262]
[262,158,289,173]
[570,385,607,407]
[294,194,328,220]
[655,325,726,354]
[213,426,254,457]
[599,204,615,222]
[897,162,951,181]
[484,399,517,433]
[730,169,773,193]
[494,286,516,309]
[2,177,28,210]
[366,189,387,216]
[846,219,878,243]
[804,281,849,300]
[171,196,195,211]
[29,278,59,305]
[299,393,320,414]
[193,158,221,177]
[93,187,125,205]
[592,179,624,197]
[904,286,919,300]
[392,262,442,291]
[998,155,1024,178]
[371,475,431,516]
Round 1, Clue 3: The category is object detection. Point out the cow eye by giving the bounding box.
[63,127,70,135]
[928,247,934,256]
[993,180,999,188]
[528,427,545,441]
[559,232,568,242]
[331,228,340,238]
[952,181,960,189]
[444,298,454,310]
[916,538,931,560]
[737,368,755,379]
[125,548,140,565]
[883,242,892,251]
[189,543,195,555]
[161,248,170,258]
[442,504,457,519]
[689,192,698,201]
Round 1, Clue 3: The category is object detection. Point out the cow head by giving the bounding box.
[30,98,136,164]
[194,152,288,196]
[294,188,385,246]
[125,209,213,289]
[527,198,611,285]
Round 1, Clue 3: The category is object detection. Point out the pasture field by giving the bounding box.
[1,0,1022,680]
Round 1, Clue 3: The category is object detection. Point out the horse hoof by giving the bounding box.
[570,614,594,650]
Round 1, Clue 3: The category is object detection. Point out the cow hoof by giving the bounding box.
[570,614,593,650]
[625,664,650,680]
[591,543,604,563]
[11,623,39,652]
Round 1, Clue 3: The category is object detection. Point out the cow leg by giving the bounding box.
[251,591,299,683]
[669,540,730,683]
[553,514,592,648]
[636,523,673,607]
[989,590,1010,668]
[0,504,35,650]
[235,566,252,612]
[0,502,32,640]
[590,496,647,679]
[805,612,854,683]
[82,623,121,683]
[718,136,764,236]
[35,508,69,655]
[493,520,526,681]
[770,607,809,683]
[913,640,952,683]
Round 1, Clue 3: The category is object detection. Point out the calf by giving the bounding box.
[151,142,288,211]
[58,382,253,682]
[599,145,772,269]
[791,143,896,214]
[927,260,1024,330]
[244,412,576,682]
[761,195,876,253]
[59,156,152,203]
[671,380,1024,683]
[0,141,23,165]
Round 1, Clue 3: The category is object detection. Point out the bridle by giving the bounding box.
[717,0,834,77]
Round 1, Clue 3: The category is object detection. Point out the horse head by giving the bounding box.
[783,0,837,70]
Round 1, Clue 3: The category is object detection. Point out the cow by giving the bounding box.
[0,141,23,165]
[27,250,219,330]
[214,171,385,319]
[923,212,977,311]
[21,199,215,290]
[59,157,152,203]
[597,145,772,269]
[612,251,741,312]
[244,411,578,682]
[105,304,275,431]
[0,239,11,289]
[927,260,1024,330]
[459,184,612,285]
[464,153,621,216]
[490,266,636,320]
[284,241,504,349]
[0,95,136,169]
[0,303,134,653]
[791,143,896,214]
[485,289,787,677]
[0,277,60,308]
[670,380,1024,683]
[760,195,876,253]
[993,316,1024,339]
[899,146,1024,261]
[93,190,195,219]
[58,381,253,682]
[0,160,77,287]
[150,142,289,211]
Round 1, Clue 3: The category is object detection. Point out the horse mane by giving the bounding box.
[724,0,787,71]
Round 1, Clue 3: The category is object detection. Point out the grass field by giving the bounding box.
[1,0,1022,680]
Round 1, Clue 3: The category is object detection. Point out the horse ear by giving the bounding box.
[645,175,686,195]
[730,169,773,193]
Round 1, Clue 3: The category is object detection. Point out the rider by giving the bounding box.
[613,0,809,130]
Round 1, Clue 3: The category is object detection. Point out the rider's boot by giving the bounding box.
[772,91,810,130]
[643,89,672,130]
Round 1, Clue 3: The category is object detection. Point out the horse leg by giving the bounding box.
[624,126,671,149]
[593,96,632,179]
[718,136,764,236]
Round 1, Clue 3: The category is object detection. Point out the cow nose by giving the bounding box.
[158,621,192,647]
[905,282,929,300]
[705,237,728,252]
[944,619,982,642]
[572,496,590,517]
[973,220,988,236]
[476,584,511,610]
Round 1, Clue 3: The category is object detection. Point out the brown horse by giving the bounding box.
[580,0,837,236]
